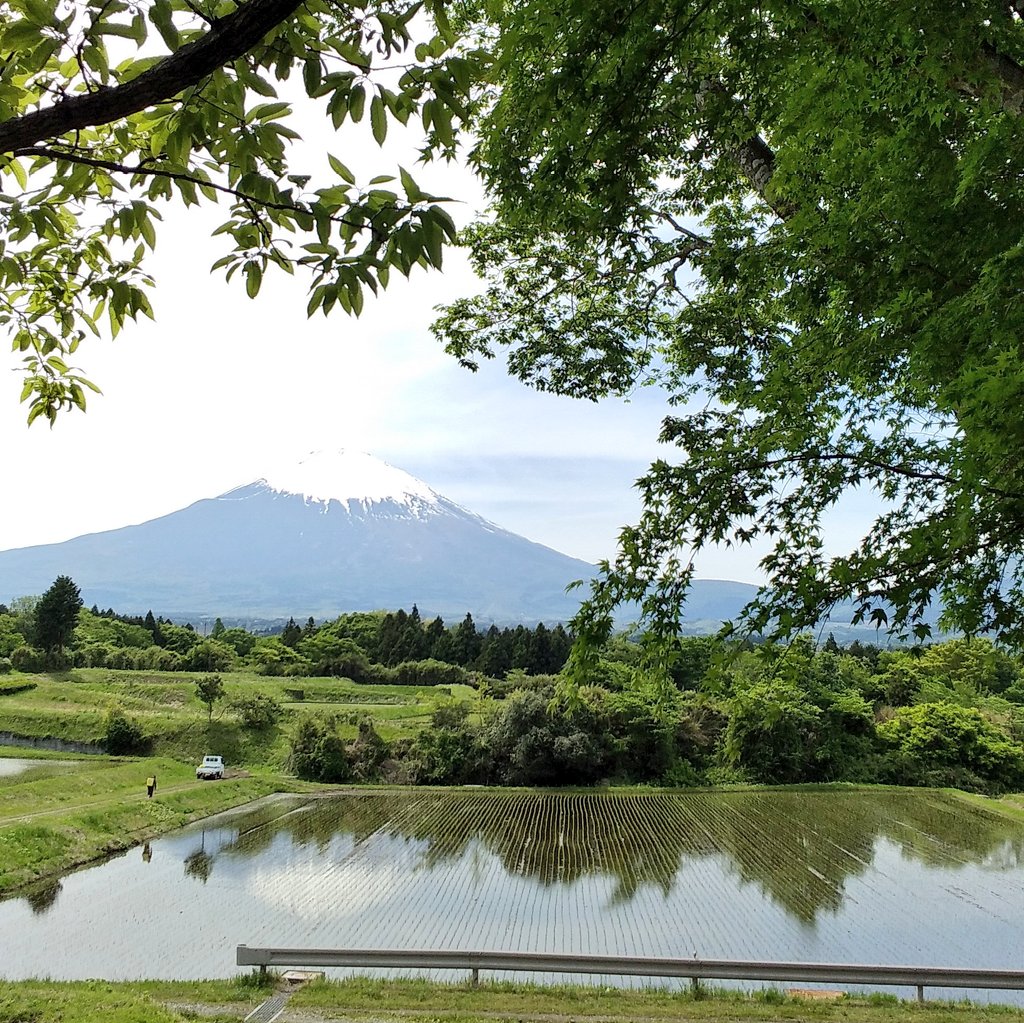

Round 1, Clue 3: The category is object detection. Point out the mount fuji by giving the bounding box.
[0,451,618,623]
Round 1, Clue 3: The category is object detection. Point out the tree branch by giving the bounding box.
[0,0,305,155]
[743,449,1022,500]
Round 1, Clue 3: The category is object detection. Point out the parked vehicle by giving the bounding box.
[196,755,224,780]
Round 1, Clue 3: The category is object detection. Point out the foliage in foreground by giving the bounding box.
[436,0,1024,654]
[0,0,480,424]
[4,0,1024,661]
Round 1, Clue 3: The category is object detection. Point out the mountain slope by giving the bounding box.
[0,451,770,624]
[0,452,599,621]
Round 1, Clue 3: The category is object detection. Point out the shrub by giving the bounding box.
[103,708,148,755]
[878,701,1024,792]
[724,679,822,783]
[392,659,468,686]
[484,689,608,786]
[288,717,349,782]
[0,658,12,676]
[233,692,283,730]
[347,719,389,781]
[0,680,34,694]
[10,645,46,672]
[412,706,485,785]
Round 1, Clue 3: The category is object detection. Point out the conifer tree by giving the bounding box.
[33,575,83,656]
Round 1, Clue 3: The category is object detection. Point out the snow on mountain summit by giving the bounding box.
[258,449,441,510]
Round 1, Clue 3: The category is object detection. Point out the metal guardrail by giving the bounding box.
[236,946,1024,1003]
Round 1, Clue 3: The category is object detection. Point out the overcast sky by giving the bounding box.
[0,94,876,585]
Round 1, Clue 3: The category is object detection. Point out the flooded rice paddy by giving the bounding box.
[2,789,1023,993]
[0,757,84,780]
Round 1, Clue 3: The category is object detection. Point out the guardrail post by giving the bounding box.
[917,985,924,1003]
[470,968,479,988]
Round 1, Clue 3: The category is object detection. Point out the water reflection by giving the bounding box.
[2,790,1023,983]
[24,878,62,915]
[187,790,1024,923]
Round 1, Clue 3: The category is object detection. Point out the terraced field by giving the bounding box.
[2,788,1023,996]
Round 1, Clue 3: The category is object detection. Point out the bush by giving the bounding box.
[288,717,349,782]
[0,658,12,676]
[724,679,822,783]
[103,708,148,755]
[878,701,1024,792]
[10,645,46,672]
[347,719,389,781]
[392,659,468,686]
[484,689,608,786]
[233,692,283,730]
[0,680,34,694]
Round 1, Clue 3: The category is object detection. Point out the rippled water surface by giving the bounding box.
[2,789,1023,990]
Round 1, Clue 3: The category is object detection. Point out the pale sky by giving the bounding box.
[0,90,875,584]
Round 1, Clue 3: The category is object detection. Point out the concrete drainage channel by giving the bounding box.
[245,971,324,1023]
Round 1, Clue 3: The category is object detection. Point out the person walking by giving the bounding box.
[146,775,155,798]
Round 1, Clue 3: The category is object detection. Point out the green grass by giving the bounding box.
[3,977,1024,1023]
[289,976,1024,1020]
[0,668,467,764]
[0,754,300,894]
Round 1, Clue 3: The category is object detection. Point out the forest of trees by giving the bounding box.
[290,630,1024,793]
[4,578,1024,794]
[0,595,572,681]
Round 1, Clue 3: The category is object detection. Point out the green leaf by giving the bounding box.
[370,94,387,145]
[244,262,262,299]
[349,85,365,123]
[327,154,355,184]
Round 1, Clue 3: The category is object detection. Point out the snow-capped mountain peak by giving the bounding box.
[257,449,441,512]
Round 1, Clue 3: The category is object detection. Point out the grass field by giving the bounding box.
[0,753,298,893]
[0,667,476,763]
[3,976,1024,1023]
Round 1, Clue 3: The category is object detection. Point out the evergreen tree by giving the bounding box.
[143,609,163,646]
[452,613,482,666]
[210,617,226,638]
[33,575,83,655]
[476,625,511,678]
[281,617,302,648]
[425,616,446,658]
[528,622,553,674]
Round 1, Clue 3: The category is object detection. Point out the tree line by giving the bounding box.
[292,633,1024,795]
[0,579,572,681]
[6,577,1024,796]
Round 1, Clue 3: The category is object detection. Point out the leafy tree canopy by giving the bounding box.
[0,0,482,422]
[8,0,1024,661]
[432,0,1024,656]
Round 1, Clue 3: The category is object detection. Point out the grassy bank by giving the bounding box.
[0,667,468,764]
[0,755,299,894]
[3,976,1024,1023]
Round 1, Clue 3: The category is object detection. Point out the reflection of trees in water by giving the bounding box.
[24,878,62,915]
[179,790,1024,922]
[184,847,215,883]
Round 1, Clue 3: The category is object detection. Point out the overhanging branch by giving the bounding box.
[0,0,304,154]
